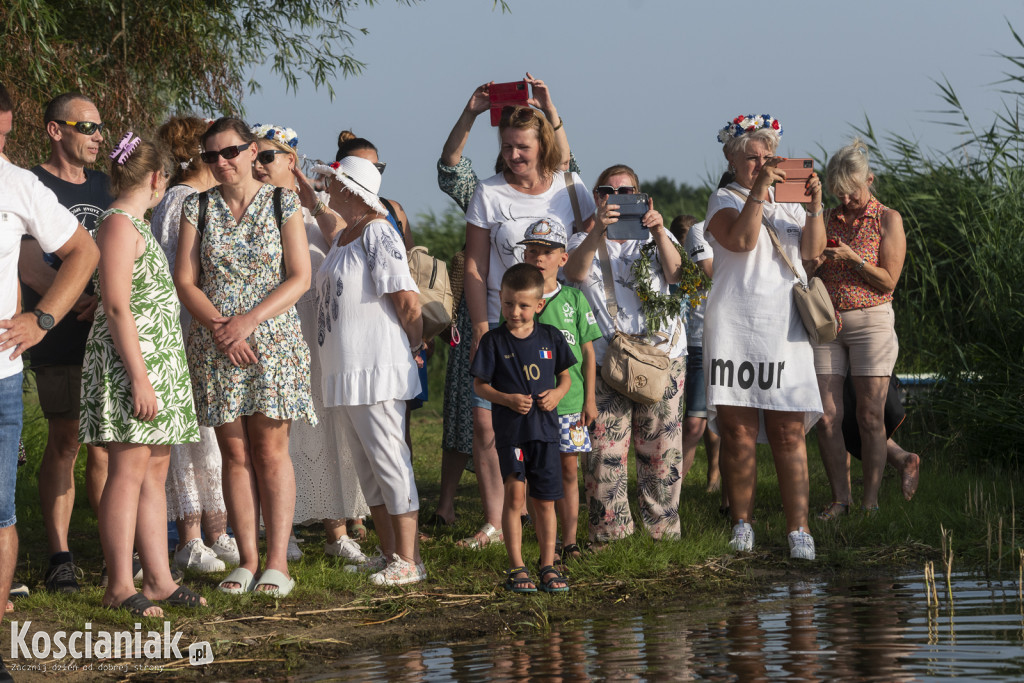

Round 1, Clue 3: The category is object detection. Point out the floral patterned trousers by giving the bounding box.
[583,358,686,543]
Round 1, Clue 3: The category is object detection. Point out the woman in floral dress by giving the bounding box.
[173,117,314,597]
[79,133,203,617]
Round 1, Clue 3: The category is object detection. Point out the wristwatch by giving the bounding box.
[33,309,55,330]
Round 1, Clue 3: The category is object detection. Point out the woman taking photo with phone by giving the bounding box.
[462,103,595,549]
[562,164,685,548]
[810,139,908,518]
[174,117,315,597]
[703,115,825,560]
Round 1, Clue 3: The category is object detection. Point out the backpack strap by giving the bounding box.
[273,185,283,230]
[379,197,404,237]
[196,191,209,237]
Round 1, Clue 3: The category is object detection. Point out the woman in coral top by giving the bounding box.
[812,139,907,518]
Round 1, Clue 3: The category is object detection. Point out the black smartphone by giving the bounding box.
[606,193,650,240]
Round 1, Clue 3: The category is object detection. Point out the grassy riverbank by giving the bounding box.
[6,372,1022,681]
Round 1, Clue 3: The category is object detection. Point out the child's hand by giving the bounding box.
[131,378,159,422]
[583,398,598,428]
[535,389,560,412]
[507,393,533,415]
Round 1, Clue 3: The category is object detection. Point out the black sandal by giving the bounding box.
[109,592,159,617]
[504,566,537,593]
[538,565,569,593]
[160,585,205,608]
[561,544,584,562]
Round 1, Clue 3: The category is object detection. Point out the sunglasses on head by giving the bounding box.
[256,149,290,165]
[199,143,252,164]
[595,185,636,196]
[51,120,104,135]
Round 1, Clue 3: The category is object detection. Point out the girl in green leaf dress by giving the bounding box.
[79,133,204,617]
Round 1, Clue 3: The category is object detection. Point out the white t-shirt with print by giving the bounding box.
[702,184,822,441]
[0,159,79,380]
[683,220,712,345]
[315,219,421,407]
[566,231,686,366]
[465,171,595,324]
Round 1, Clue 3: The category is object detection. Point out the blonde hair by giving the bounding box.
[722,127,781,158]
[827,137,872,196]
[594,164,641,191]
[497,105,561,177]
[109,136,171,196]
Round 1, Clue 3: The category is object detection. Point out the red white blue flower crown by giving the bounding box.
[717,114,783,143]
[250,123,299,148]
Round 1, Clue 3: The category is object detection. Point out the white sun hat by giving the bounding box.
[311,156,385,215]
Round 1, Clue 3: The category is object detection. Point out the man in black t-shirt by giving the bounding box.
[18,92,111,594]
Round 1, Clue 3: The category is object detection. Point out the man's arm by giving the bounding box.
[0,225,98,359]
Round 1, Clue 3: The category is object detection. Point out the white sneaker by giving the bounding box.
[729,519,754,552]
[210,534,240,565]
[343,549,388,574]
[324,535,368,563]
[788,527,816,560]
[370,555,426,586]
[287,534,303,561]
[174,538,226,572]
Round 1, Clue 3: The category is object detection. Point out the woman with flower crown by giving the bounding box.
[79,132,204,616]
[703,114,825,560]
[249,122,371,566]
[174,117,314,598]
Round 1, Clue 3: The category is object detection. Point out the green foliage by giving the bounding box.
[642,176,713,222]
[414,205,467,264]
[0,0,415,166]
[849,22,1024,459]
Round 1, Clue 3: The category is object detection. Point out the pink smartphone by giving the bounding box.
[489,80,529,126]
[774,158,814,203]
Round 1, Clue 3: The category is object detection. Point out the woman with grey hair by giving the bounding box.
[810,138,907,518]
[703,115,826,560]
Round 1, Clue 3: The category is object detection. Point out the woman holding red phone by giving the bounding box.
[703,114,826,561]
[563,164,686,547]
[811,139,908,518]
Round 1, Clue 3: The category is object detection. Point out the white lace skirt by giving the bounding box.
[291,292,369,523]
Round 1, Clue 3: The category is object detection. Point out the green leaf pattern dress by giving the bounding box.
[79,208,200,445]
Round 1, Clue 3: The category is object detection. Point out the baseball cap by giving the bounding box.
[518,218,567,248]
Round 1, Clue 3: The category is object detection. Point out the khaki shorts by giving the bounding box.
[34,365,84,420]
[813,302,899,377]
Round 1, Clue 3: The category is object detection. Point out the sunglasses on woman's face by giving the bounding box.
[373,161,386,175]
[199,143,252,164]
[595,185,636,196]
[51,120,104,135]
[256,149,290,166]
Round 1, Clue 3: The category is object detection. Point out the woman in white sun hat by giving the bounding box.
[310,155,426,586]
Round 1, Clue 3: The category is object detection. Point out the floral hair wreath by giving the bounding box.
[716,114,783,144]
[250,123,299,149]
[110,132,141,165]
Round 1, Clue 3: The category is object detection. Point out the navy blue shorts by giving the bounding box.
[497,440,563,501]
[684,345,707,418]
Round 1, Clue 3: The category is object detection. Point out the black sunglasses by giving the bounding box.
[373,161,386,175]
[256,149,290,165]
[595,185,636,196]
[51,120,104,135]
[200,143,252,164]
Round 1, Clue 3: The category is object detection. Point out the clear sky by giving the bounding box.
[241,0,1024,220]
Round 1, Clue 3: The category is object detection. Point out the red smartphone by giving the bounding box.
[489,80,530,126]
[774,158,814,203]
[826,238,839,248]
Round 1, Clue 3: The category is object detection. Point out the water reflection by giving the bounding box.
[312,573,1024,681]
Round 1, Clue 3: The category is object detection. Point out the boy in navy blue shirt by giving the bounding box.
[471,264,575,593]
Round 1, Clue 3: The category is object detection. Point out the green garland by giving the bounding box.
[630,241,711,335]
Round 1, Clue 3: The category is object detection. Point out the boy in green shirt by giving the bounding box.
[519,218,601,562]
